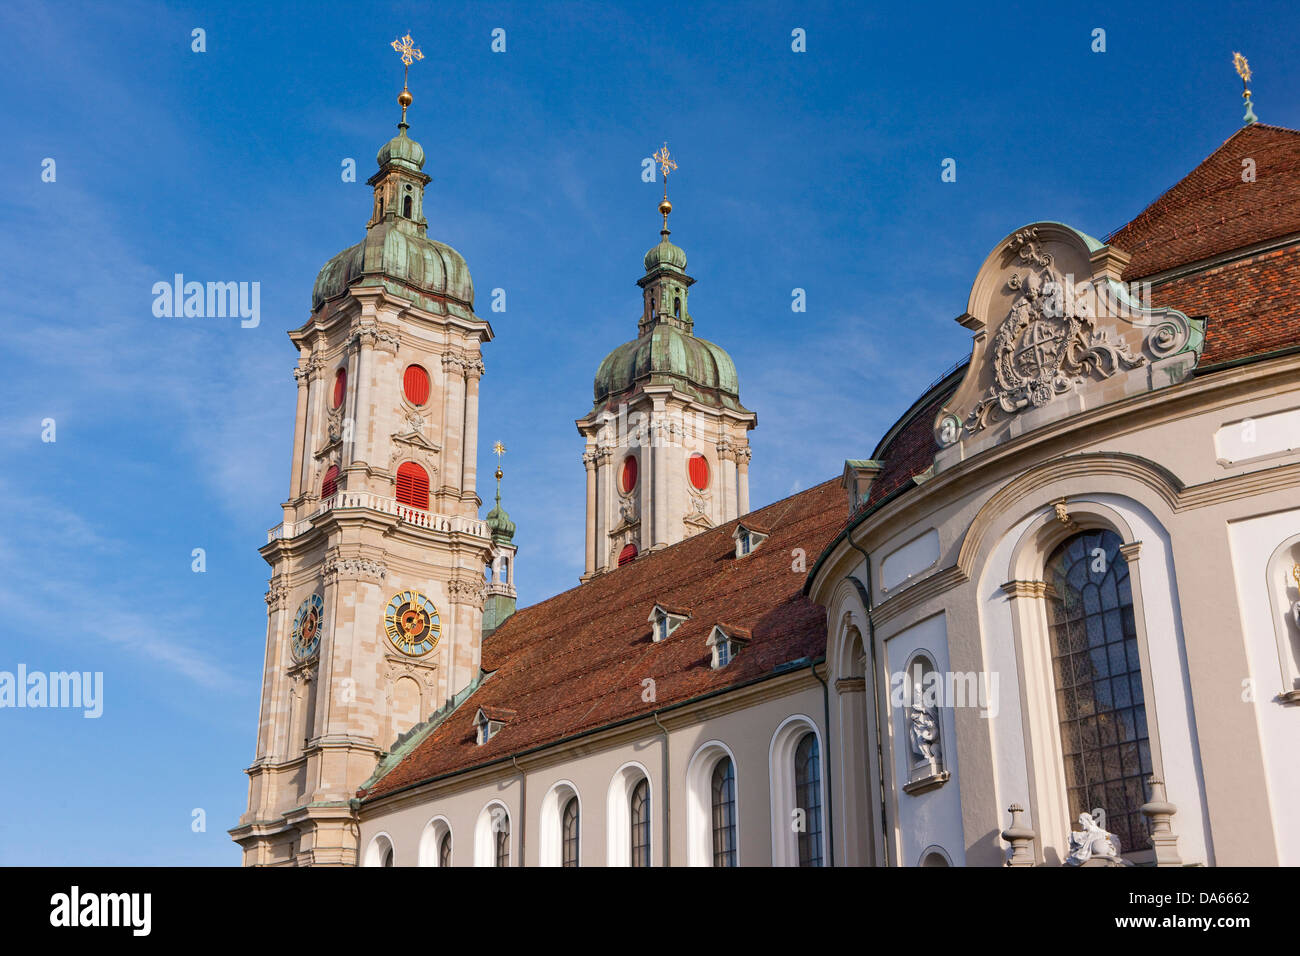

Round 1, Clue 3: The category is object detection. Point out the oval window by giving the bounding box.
[688,453,710,491]
[322,464,340,499]
[620,455,638,494]
[332,368,347,409]
[396,461,430,510]
[404,365,431,406]
[618,543,638,566]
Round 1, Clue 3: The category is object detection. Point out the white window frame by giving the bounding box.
[768,715,828,867]
[685,740,740,867]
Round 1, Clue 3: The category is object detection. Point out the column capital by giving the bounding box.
[1000,579,1048,599]
[1119,541,1142,562]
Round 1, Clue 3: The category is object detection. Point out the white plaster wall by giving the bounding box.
[884,613,966,866]
[1226,508,1300,866]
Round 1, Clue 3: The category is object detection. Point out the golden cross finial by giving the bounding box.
[1233,52,1258,124]
[493,440,506,460]
[391,32,425,123]
[653,143,678,198]
[1233,51,1252,86]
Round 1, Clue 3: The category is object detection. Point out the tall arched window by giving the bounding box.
[630,778,651,867]
[495,817,511,867]
[396,461,430,510]
[795,732,823,867]
[562,796,580,867]
[711,757,737,867]
[1045,528,1151,853]
[402,195,413,218]
[438,831,451,867]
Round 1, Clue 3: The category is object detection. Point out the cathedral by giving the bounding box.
[231,66,1300,866]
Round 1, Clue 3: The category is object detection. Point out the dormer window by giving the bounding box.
[649,604,690,642]
[732,523,769,559]
[474,706,516,745]
[708,625,751,669]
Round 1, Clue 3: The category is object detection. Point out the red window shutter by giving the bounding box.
[322,465,340,499]
[688,453,709,490]
[404,365,430,406]
[618,543,638,566]
[621,455,638,494]
[396,462,430,510]
[332,368,347,409]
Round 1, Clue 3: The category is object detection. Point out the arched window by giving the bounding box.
[500,557,509,583]
[494,820,510,867]
[403,364,430,406]
[417,817,452,867]
[673,296,681,318]
[364,833,396,867]
[795,732,823,866]
[618,543,638,566]
[402,195,413,218]
[321,464,340,500]
[711,757,737,867]
[332,367,347,409]
[484,563,493,582]
[396,461,429,510]
[562,796,580,867]
[1046,529,1151,853]
[630,778,651,867]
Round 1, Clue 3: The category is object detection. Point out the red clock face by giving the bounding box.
[688,453,709,490]
[620,455,638,493]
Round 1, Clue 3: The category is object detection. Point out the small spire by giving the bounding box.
[492,440,506,505]
[391,32,425,129]
[653,142,678,238]
[1233,51,1258,125]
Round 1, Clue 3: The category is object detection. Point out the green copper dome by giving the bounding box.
[310,123,474,315]
[644,236,687,272]
[376,127,425,171]
[485,499,515,544]
[593,323,746,411]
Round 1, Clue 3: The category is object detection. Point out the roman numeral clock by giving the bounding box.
[384,589,441,657]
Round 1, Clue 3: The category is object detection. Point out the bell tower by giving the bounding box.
[576,145,757,578]
[232,41,495,866]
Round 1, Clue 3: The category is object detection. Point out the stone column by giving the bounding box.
[462,359,484,507]
[737,446,751,516]
[653,404,670,547]
[344,332,364,474]
[300,355,325,501]
[719,444,738,522]
[440,354,466,501]
[583,449,597,576]
[289,365,310,499]
[594,447,611,571]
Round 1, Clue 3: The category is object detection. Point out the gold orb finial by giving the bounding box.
[653,143,679,234]
[391,32,425,125]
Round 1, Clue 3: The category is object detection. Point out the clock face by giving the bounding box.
[291,594,324,660]
[384,589,440,657]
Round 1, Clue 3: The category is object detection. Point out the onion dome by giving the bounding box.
[310,117,474,317]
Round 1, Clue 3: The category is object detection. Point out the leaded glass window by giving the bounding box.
[711,757,737,867]
[1045,529,1152,853]
[795,732,823,867]
[561,796,579,867]
[494,816,510,867]
[630,778,651,867]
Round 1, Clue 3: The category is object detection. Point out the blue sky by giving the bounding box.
[0,0,1292,864]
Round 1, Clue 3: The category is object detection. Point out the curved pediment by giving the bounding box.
[934,223,1204,465]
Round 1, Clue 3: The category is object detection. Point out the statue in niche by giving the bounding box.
[1064,812,1123,865]
[1291,565,1300,628]
[907,682,940,768]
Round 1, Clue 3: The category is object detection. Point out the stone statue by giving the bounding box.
[908,682,940,764]
[1064,812,1122,865]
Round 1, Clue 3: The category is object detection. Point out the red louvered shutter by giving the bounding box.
[620,455,638,493]
[688,453,709,490]
[618,543,638,566]
[322,465,340,499]
[404,365,430,406]
[396,462,430,510]
[332,368,347,409]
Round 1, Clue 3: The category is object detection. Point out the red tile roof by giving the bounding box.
[1106,123,1300,365]
[1107,123,1300,278]
[360,477,845,800]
